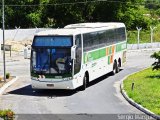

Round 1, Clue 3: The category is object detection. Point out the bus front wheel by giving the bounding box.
[81,74,87,90]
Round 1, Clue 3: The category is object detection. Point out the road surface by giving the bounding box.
[0,50,157,120]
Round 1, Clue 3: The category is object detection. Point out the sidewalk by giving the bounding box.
[0,51,20,95]
[0,51,24,63]
[0,76,18,95]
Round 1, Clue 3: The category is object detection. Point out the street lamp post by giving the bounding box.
[2,0,6,82]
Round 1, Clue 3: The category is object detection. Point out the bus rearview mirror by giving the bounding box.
[71,45,76,60]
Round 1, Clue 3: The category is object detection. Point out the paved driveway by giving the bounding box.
[0,49,157,120]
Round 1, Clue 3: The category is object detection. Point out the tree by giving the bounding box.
[41,0,96,28]
[0,0,158,29]
[145,0,160,10]
[151,51,160,70]
[0,0,43,28]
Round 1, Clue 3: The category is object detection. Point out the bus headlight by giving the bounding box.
[63,77,72,81]
[38,75,45,79]
[63,78,69,81]
[42,75,45,78]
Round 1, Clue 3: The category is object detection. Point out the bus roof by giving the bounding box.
[64,22,125,28]
[35,22,125,36]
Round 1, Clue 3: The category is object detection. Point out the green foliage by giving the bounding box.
[0,0,160,29]
[127,31,137,44]
[118,5,153,30]
[156,9,160,16]
[6,73,10,79]
[127,24,160,44]
[151,51,160,70]
[127,30,151,44]
[145,0,160,10]
[26,12,42,27]
[0,109,15,120]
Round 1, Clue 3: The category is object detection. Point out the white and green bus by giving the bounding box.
[31,22,127,90]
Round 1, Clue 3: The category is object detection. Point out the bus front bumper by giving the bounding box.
[31,79,76,90]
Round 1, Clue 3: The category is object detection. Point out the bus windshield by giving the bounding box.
[32,36,72,47]
[31,36,73,78]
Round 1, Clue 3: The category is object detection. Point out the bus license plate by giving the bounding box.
[47,84,54,87]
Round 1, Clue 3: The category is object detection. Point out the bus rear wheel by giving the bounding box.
[117,62,120,73]
[112,61,119,75]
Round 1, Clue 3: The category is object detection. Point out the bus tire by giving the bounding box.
[112,61,117,75]
[116,64,120,73]
[81,74,87,90]
[117,58,121,73]
[116,62,121,73]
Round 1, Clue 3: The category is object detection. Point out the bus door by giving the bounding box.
[74,34,82,75]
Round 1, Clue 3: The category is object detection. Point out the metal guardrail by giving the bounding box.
[1,44,12,57]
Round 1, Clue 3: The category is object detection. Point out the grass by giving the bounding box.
[127,24,160,44]
[123,68,160,115]
[127,30,160,44]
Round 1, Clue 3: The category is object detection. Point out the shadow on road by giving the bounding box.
[7,69,123,97]
[87,72,111,88]
[87,69,123,88]
[8,85,77,97]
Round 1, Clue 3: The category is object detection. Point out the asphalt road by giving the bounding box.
[0,49,157,120]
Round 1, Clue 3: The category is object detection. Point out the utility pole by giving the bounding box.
[2,0,6,82]
[136,27,142,49]
[150,26,156,48]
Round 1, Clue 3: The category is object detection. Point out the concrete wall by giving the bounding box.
[0,28,49,55]
[0,28,48,41]
[127,43,160,50]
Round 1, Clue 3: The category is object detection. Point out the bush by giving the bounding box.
[151,51,160,70]
[0,109,15,120]
[6,73,10,79]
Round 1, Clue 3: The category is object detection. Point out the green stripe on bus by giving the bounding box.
[99,48,106,58]
[109,47,112,54]
[116,42,127,52]
[90,50,99,60]
[84,42,126,64]
[108,56,111,64]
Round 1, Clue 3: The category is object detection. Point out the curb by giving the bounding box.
[120,69,160,120]
[0,76,18,95]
